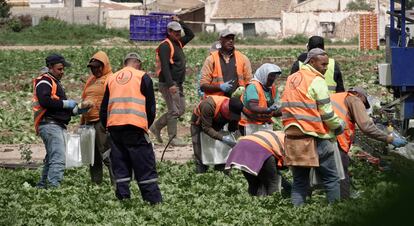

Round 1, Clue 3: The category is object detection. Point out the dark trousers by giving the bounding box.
[242,156,291,196]
[109,128,162,204]
[191,124,226,173]
[339,148,351,199]
[89,122,114,184]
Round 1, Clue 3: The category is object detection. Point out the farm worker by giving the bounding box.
[330,87,407,199]
[100,52,162,204]
[290,36,344,93]
[191,95,244,173]
[199,30,252,98]
[240,63,282,135]
[280,48,345,206]
[80,50,114,184]
[150,15,194,147]
[196,41,222,98]
[226,130,291,196]
[33,54,89,188]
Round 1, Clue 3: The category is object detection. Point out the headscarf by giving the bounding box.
[252,63,282,86]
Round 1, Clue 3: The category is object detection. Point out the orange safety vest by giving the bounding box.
[280,70,329,134]
[204,50,247,96]
[331,92,356,153]
[193,95,228,125]
[240,80,276,126]
[106,67,148,131]
[239,130,285,168]
[81,74,108,123]
[32,73,59,135]
[155,38,183,77]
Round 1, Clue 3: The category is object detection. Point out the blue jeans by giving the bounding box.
[37,124,66,188]
[291,138,340,206]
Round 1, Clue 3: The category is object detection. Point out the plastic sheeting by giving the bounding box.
[64,126,96,169]
[200,131,236,165]
[245,123,273,135]
[65,133,82,169]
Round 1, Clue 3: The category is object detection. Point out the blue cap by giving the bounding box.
[45,53,71,67]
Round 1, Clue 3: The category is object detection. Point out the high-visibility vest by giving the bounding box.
[331,92,356,153]
[299,58,336,93]
[155,38,183,77]
[193,95,228,125]
[106,67,148,131]
[239,130,285,168]
[32,73,59,134]
[81,74,108,123]
[280,69,329,134]
[239,80,276,126]
[204,50,247,96]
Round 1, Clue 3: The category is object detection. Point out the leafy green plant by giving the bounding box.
[347,0,373,11]
[19,143,32,163]
[0,0,10,18]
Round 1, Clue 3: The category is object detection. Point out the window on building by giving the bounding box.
[243,23,256,37]
[75,0,82,7]
[320,22,335,37]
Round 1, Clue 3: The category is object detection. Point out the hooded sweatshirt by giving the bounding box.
[81,51,113,124]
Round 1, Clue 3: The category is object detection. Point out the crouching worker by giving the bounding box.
[226,130,291,196]
[191,95,244,173]
[100,53,162,204]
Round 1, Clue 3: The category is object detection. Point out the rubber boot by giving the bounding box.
[149,123,163,144]
[167,119,186,147]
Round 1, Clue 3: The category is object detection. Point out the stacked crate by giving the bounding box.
[130,13,174,41]
[359,14,379,50]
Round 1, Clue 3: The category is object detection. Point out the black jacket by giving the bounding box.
[290,52,345,93]
[35,73,72,126]
[158,21,194,87]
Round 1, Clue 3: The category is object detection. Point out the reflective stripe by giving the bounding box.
[138,178,158,184]
[261,130,283,153]
[116,177,131,183]
[281,102,317,109]
[316,98,331,105]
[108,97,145,105]
[320,111,335,120]
[332,101,348,116]
[250,134,274,150]
[282,112,322,122]
[212,77,224,82]
[109,109,147,118]
[32,101,40,107]
[35,80,52,88]
[328,86,336,91]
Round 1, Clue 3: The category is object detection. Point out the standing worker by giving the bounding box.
[281,48,345,206]
[290,36,344,93]
[33,54,87,188]
[330,87,407,199]
[191,95,244,173]
[200,30,252,97]
[100,52,162,204]
[240,63,282,135]
[226,130,290,196]
[150,15,194,146]
[81,50,114,184]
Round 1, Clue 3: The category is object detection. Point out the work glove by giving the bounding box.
[62,100,77,109]
[72,105,91,115]
[222,135,236,147]
[219,80,234,93]
[391,137,408,147]
[266,103,280,113]
[333,120,346,135]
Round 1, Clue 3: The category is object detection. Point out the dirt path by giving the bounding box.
[0,44,359,51]
[0,143,193,166]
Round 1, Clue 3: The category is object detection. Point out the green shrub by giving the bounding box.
[281,34,308,44]
[0,0,10,18]
[347,0,373,11]
[7,17,23,32]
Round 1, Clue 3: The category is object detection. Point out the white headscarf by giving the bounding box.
[252,63,282,86]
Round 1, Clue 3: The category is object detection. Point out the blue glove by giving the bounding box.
[392,137,408,147]
[62,100,77,109]
[266,104,280,113]
[219,80,233,93]
[334,120,346,135]
[222,135,236,147]
[72,105,91,115]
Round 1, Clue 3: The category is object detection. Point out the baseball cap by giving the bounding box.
[45,53,71,67]
[308,36,325,50]
[229,97,244,121]
[303,48,327,64]
[124,52,141,63]
[349,87,371,109]
[167,21,182,31]
[219,29,235,38]
[87,58,104,68]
